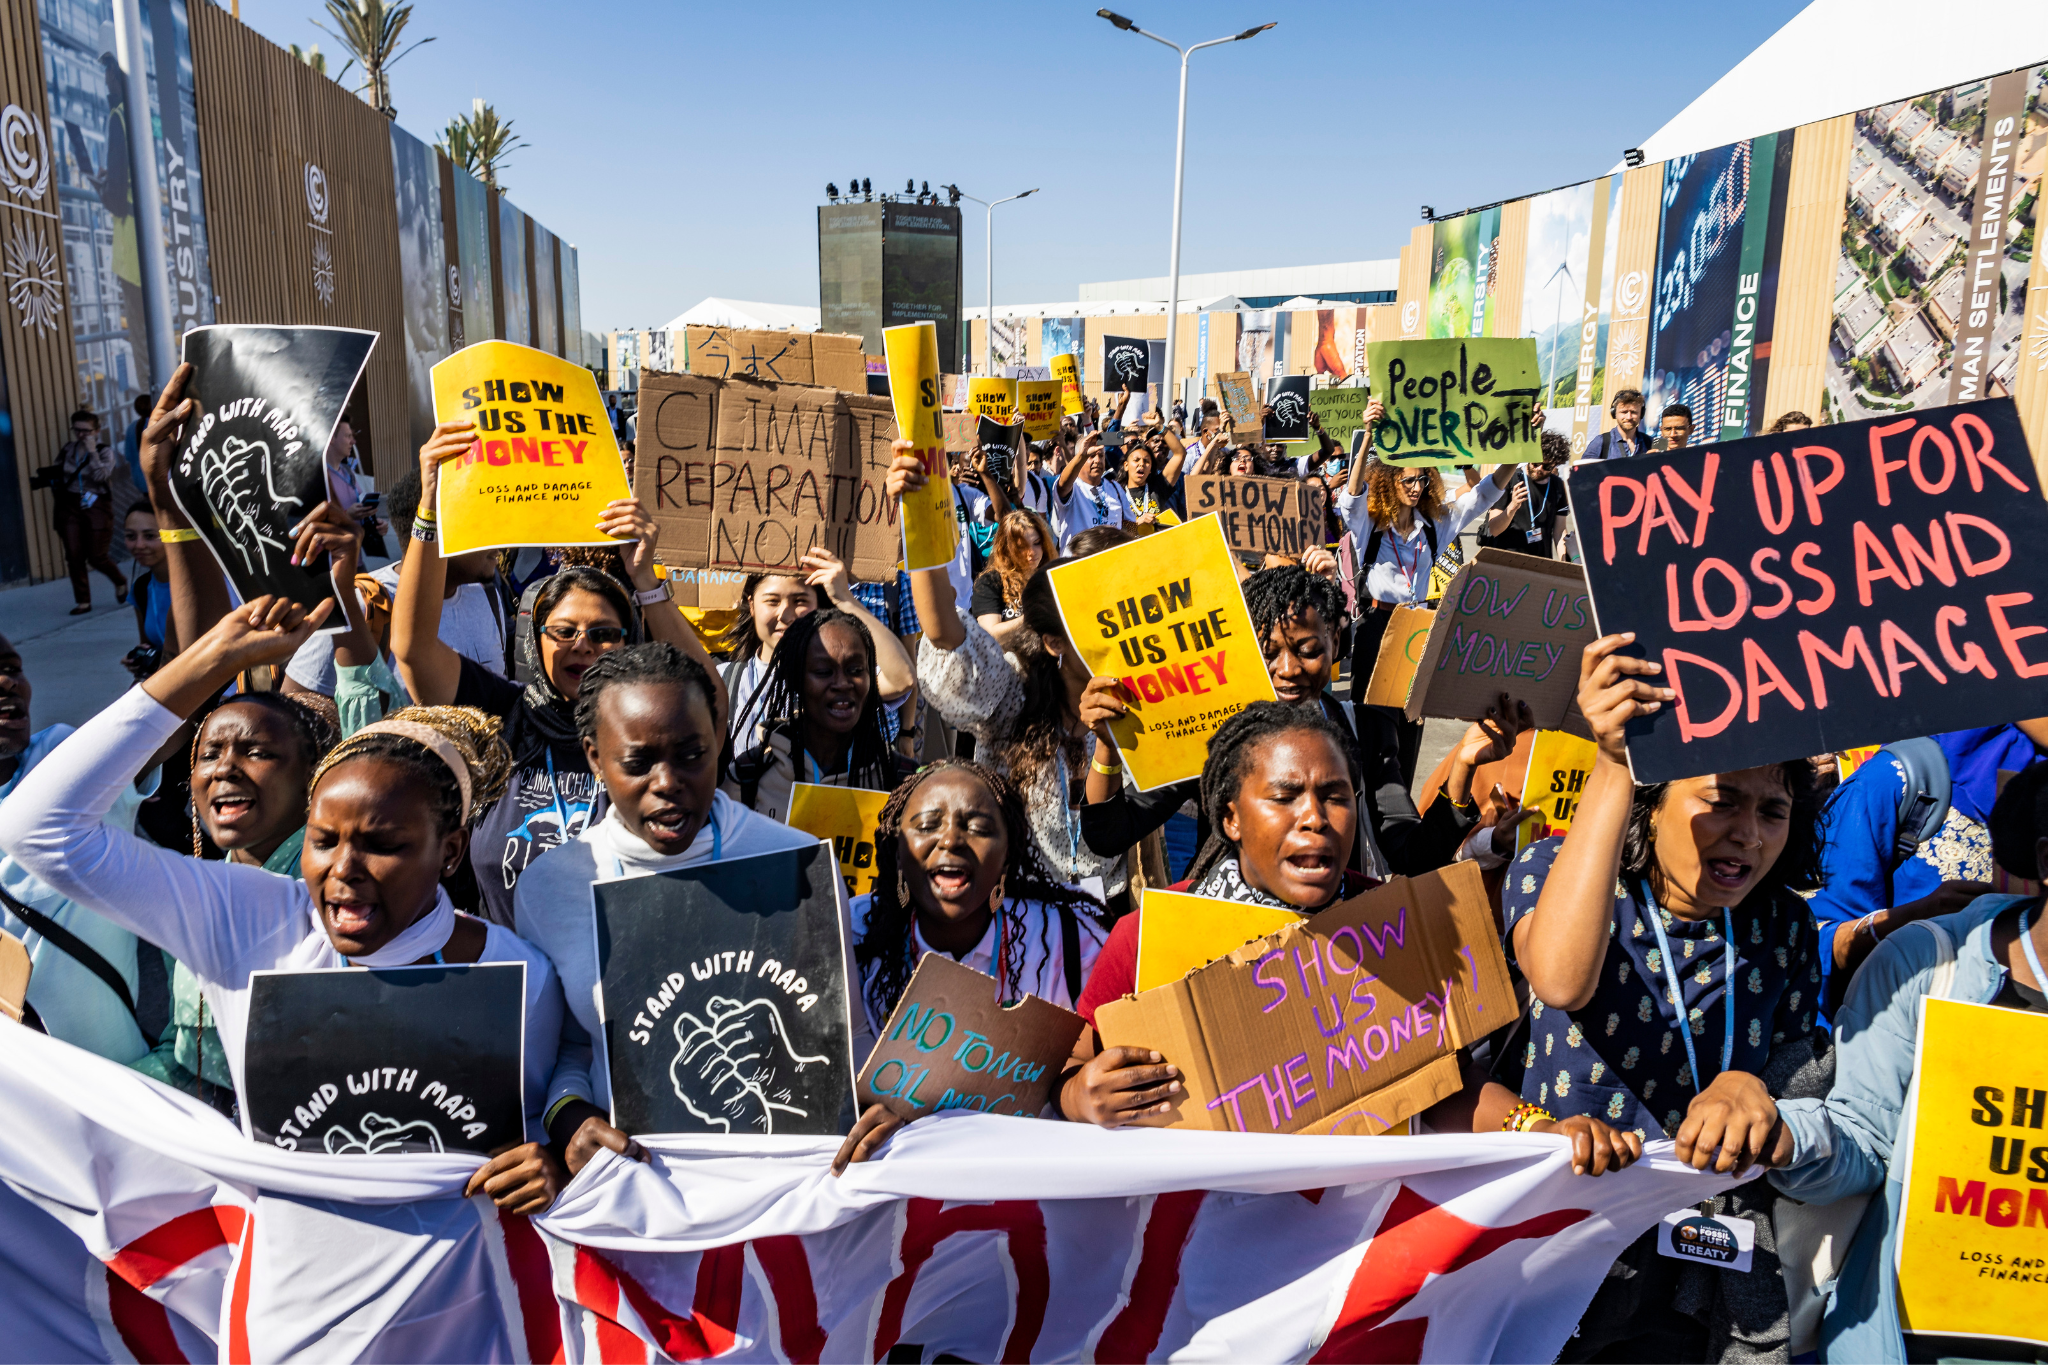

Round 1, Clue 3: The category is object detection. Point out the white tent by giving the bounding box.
[662,298,821,332]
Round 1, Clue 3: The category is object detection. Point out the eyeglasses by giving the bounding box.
[541,624,628,647]
[1396,475,1430,490]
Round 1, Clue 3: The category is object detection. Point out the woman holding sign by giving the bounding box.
[513,641,866,1177]
[888,445,1134,916]
[1062,701,1641,1174]
[1767,764,2048,1363]
[390,422,728,926]
[0,598,574,1215]
[1501,632,1828,1358]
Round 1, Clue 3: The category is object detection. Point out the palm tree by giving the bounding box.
[289,43,327,75]
[437,99,526,192]
[315,0,433,119]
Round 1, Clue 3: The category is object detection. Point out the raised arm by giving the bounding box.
[600,495,729,733]
[1158,424,1189,485]
[1345,398,1384,500]
[1057,431,1098,499]
[138,363,232,656]
[801,546,913,701]
[388,423,473,706]
[1511,634,1674,1011]
[885,442,965,652]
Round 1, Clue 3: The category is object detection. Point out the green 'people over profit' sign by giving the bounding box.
[1366,337,1543,466]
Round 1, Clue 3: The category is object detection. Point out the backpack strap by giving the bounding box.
[1921,919,1959,1001]
[0,883,141,1029]
[1879,737,1952,863]
[1058,904,1083,1004]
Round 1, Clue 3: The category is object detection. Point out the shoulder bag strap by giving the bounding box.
[0,882,140,1026]
[1059,904,1083,1004]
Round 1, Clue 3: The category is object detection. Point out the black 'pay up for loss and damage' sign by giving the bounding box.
[1565,398,2048,783]
[593,842,856,1138]
[242,963,527,1156]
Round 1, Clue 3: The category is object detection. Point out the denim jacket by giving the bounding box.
[1769,894,2029,1363]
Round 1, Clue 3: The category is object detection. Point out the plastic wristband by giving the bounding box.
[157,527,201,543]
[633,581,673,606]
[410,519,437,543]
[413,504,438,524]
[542,1095,584,1132]
[1091,756,1122,777]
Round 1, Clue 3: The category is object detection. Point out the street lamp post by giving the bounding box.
[1098,10,1273,418]
[948,186,1038,376]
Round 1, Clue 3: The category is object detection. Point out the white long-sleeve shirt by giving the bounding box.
[0,686,564,1140]
[1336,472,1506,606]
[512,795,870,1121]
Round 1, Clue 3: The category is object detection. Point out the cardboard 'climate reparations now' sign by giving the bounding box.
[1366,337,1541,466]
[1096,862,1515,1137]
[169,324,375,624]
[632,372,901,609]
[432,340,633,555]
[1401,549,1595,734]
[1565,398,2048,784]
[242,963,526,1156]
[1895,997,2048,1348]
[1185,474,1327,560]
[1046,515,1277,791]
[858,954,1084,1121]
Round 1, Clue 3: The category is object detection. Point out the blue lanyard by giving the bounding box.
[1641,884,1736,1091]
[543,748,574,841]
[1061,750,1081,880]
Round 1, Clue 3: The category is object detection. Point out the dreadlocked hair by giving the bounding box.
[574,642,718,742]
[1364,461,1446,529]
[748,609,897,790]
[1183,700,1361,890]
[309,705,513,834]
[1242,565,1349,642]
[855,759,1106,1027]
[187,691,339,856]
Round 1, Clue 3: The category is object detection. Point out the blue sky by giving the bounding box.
[239,0,1809,332]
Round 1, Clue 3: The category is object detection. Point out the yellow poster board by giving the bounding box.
[881,323,959,574]
[785,783,893,897]
[1896,997,2048,1349]
[1046,515,1277,792]
[431,340,632,555]
[1136,889,1298,992]
[1518,729,1599,854]
[1018,379,1062,440]
[1836,746,1881,782]
[1050,353,1084,415]
[968,377,1017,424]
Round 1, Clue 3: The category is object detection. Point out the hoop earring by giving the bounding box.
[989,876,1006,912]
[896,868,909,906]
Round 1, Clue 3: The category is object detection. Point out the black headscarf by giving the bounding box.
[510,566,640,768]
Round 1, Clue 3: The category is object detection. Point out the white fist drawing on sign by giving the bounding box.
[198,434,302,577]
[668,995,829,1135]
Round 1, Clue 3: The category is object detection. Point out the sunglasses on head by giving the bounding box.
[541,623,628,647]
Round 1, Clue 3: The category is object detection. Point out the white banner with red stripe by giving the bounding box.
[0,1023,1742,1363]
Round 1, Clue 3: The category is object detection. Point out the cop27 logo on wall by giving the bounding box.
[0,104,60,335]
[0,105,50,203]
[1615,269,1648,320]
[305,163,329,225]
[1401,300,1421,335]
[305,162,335,306]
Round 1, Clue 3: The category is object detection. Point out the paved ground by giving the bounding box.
[0,578,145,733]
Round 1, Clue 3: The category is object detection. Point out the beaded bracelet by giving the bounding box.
[1501,1101,1553,1134]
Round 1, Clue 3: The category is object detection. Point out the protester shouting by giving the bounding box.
[1081,565,1524,883]
[1503,631,1827,1359]
[722,604,914,823]
[833,759,1109,1172]
[390,421,727,926]
[890,443,1132,915]
[1063,700,1641,1175]
[0,598,573,1214]
[511,642,865,1177]
[970,508,1058,652]
[1769,761,2048,1363]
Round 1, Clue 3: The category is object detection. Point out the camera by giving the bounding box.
[122,645,161,680]
[27,464,57,491]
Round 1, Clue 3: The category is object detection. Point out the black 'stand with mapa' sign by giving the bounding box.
[169,325,377,621]
[1565,398,2048,783]
[242,963,526,1156]
[594,843,856,1137]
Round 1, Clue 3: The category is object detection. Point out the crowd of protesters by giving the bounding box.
[0,361,2041,1365]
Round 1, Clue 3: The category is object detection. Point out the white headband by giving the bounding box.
[354,719,472,824]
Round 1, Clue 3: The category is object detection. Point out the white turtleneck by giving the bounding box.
[513,793,868,1118]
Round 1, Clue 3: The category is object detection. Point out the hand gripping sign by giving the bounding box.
[882,322,960,573]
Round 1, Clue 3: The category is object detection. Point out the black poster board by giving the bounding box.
[1564,398,2048,782]
[977,414,1020,490]
[169,325,377,620]
[1101,334,1150,393]
[1263,376,1311,442]
[242,963,526,1156]
[593,842,855,1137]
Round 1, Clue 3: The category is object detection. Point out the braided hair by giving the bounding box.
[744,608,897,791]
[1242,565,1350,642]
[856,759,1105,1026]
[1183,700,1361,889]
[309,705,513,835]
[574,641,719,742]
[187,691,338,857]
